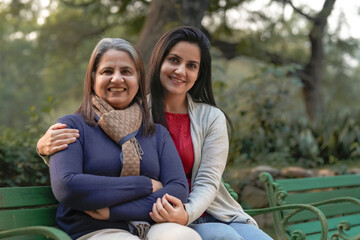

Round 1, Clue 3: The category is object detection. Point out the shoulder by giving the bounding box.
[138,123,170,141]
[57,113,87,129]
[152,123,170,138]
[187,93,224,118]
[189,100,226,125]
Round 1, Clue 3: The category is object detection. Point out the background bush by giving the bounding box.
[0,102,53,187]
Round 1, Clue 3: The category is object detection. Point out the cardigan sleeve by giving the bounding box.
[184,108,229,224]
[109,126,189,222]
[49,115,153,211]
[36,147,50,166]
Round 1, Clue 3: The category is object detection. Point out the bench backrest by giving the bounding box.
[260,172,360,240]
[0,186,58,240]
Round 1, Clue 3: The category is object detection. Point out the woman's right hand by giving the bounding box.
[151,179,163,193]
[37,123,80,156]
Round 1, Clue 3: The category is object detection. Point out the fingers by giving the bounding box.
[49,123,67,130]
[155,198,169,218]
[150,195,188,225]
[98,207,110,220]
[84,210,97,218]
[162,194,175,213]
[51,132,79,144]
[46,130,79,154]
[37,123,80,156]
[150,200,166,223]
[84,209,109,220]
[151,179,164,193]
[164,194,182,207]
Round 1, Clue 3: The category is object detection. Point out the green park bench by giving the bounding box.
[0,186,71,240]
[1,173,359,240]
[245,172,360,240]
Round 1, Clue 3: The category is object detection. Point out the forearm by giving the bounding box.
[185,112,229,224]
[110,181,188,222]
[50,149,153,211]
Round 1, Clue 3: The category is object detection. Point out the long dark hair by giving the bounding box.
[147,26,233,132]
[77,38,155,135]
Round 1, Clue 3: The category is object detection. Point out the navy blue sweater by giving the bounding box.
[50,114,188,239]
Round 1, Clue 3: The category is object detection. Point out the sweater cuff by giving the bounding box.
[183,203,194,225]
[36,147,50,166]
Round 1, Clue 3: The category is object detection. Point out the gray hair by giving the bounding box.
[91,38,140,79]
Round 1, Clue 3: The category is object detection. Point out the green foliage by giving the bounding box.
[213,59,360,168]
[0,99,56,187]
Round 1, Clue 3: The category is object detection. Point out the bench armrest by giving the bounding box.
[0,226,71,240]
[245,203,328,240]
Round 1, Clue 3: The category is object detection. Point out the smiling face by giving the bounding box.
[93,49,139,109]
[159,41,201,98]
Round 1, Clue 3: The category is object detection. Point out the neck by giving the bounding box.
[164,94,188,114]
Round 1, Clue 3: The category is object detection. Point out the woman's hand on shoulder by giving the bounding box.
[149,194,188,225]
[37,123,79,156]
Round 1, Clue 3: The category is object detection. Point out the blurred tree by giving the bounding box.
[136,0,210,64]
[213,0,338,121]
[0,0,46,127]
[0,0,356,128]
[285,0,336,122]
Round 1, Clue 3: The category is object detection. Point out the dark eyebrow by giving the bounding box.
[168,53,200,65]
[99,66,113,71]
[121,66,133,70]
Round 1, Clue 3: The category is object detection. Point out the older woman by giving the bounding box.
[48,38,201,240]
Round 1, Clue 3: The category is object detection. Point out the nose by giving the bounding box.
[111,70,124,82]
[175,63,186,76]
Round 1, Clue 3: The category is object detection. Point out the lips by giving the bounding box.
[108,87,126,92]
[169,76,186,83]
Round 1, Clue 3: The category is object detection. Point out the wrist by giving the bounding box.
[36,145,47,157]
[181,204,189,225]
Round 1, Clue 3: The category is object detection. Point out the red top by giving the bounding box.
[165,112,208,217]
[165,112,194,188]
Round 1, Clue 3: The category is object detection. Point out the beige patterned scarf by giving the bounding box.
[92,96,150,239]
[92,95,143,176]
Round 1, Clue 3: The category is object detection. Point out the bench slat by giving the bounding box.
[286,212,360,235]
[0,186,57,208]
[299,227,360,240]
[285,202,360,222]
[2,234,51,240]
[0,207,57,230]
[277,174,360,192]
[284,187,360,205]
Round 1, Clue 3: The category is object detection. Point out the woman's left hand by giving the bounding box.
[85,207,110,220]
[149,194,188,225]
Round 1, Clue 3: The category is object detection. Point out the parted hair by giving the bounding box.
[147,26,232,132]
[77,38,155,135]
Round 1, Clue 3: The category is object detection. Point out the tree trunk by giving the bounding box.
[299,0,336,121]
[302,26,326,121]
[136,0,210,66]
[273,0,337,121]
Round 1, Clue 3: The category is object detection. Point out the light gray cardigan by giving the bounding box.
[184,94,257,226]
